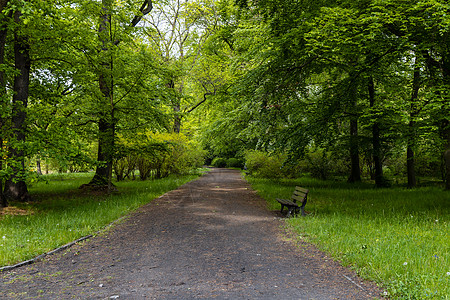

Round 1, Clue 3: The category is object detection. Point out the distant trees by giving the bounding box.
[142,0,223,133]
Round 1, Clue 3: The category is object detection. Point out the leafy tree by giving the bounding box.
[143,0,223,133]
[202,0,449,189]
[2,0,34,202]
[73,0,153,189]
[373,0,450,188]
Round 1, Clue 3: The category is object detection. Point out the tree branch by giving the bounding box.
[186,92,212,113]
[131,0,153,27]
[114,0,153,46]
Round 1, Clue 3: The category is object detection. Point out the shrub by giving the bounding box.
[302,149,332,180]
[298,147,348,180]
[226,158,244,168]
[211,157,227,168]
[244,150,299,179]
[114,132,206,180]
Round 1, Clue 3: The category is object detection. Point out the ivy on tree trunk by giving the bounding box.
[89,0,114,188]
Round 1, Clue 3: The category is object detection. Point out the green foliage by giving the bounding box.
[226,157,243,168]
[211,157,227,168]
[194,0,450,189]
[298,148,336,180]
[247,176,450,299]
[114,132,206,181]
[244,150,299,179]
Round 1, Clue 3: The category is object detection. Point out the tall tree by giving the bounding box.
[0,0,10,207]
[347,77,362,183]
[144,0,221,133]
[3,6,31,202]
[380,0,450,189]
[368,76,384,186]
[407,60,421,188]
[88,0,153,188]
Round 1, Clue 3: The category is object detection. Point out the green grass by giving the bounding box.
[0,170,205,267]
[246,176,450,299]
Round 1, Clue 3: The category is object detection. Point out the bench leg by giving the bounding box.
[286,207,294,218]
[300,206,306,216]
[300,199,307,216]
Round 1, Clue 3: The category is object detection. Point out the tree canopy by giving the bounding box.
[0,0,449,206]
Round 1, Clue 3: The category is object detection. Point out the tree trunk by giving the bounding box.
[347,76,361,183]
[443,120,450,190]
[406,146,416,187]
[36,159,42,175]
[441,52,450,190]
[166,79,181,133]
[89,0,115,189]
[368,76,384,187]
[4,10,31,202]
[348,118,361,183]
[0,0,8,208]
[90,117,114,186]
[88,0,152,190]
[407,66,420,188]
[173,103,181,133]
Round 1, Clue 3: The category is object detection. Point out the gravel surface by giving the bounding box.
[0,168,384,299]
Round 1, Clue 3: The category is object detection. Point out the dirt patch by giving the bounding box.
[0,168,385,299]
[0,206,32,217]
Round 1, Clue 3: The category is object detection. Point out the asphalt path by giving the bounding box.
[0,168,383,299]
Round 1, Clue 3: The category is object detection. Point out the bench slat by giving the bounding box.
[295,186,309,193]
[276,198,298,207]
[293,192,308,197]
[291,194,306,203]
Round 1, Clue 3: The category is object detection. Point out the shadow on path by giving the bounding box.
[0,168,383,299]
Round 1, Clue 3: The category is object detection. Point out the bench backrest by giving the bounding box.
[291,186,309,203]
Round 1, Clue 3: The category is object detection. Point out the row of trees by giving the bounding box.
[195,0,449,189]
[1,0,449,208]
[0,0,160,205]
[0,0,220,207]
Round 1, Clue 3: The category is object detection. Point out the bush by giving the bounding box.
[114,132,206,180]
[226,158,244,168]
[211,157,227,168]
[244,150,299,179]
[298,147,348,180]
[302,149,332,180]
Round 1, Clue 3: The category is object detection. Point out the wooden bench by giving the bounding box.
[276,186,309,217]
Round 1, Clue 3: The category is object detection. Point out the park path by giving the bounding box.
[0,168,383,299]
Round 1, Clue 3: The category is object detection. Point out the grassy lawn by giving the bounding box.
[246,176,450,299]
[0,171,204,267]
